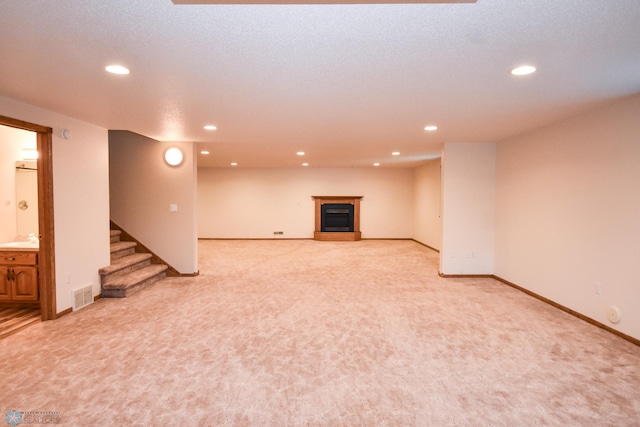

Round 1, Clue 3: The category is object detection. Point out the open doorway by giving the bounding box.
[0,115,56,322]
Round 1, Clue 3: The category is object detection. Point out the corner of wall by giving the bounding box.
[440,142,496,275]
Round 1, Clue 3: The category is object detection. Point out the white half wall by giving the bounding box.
[440,142,495,275]
[198,167,414,239]
[495,94,640,340]
[413,159,442,250]
[1,96,111,313]
[109,131,198,274]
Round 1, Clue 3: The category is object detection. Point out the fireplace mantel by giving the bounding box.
[312,196,363,241]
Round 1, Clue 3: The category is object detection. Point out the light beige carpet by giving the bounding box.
[1,240,639,426]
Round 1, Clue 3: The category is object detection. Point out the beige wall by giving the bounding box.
[198,167,415,239]
[413,159,442,250]
[1,96,111,312]
[440,142,496,275]
[109,131,198,274]
[495,94,640,339]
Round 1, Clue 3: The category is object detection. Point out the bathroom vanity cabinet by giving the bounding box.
[0,251,39,301]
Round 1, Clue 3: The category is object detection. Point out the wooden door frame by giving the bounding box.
[1,115,56,320]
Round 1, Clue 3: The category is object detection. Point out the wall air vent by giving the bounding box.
[72,285,94,311]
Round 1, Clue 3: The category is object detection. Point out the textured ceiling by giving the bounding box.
[1,0,639,168]
[173,0,477,4]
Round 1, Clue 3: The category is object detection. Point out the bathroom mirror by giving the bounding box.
[15,161,39,239]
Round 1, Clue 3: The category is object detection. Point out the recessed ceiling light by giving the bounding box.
[302,163,309,166]
[510,65,536,76]
[105,65,130,75]
[373,162,380,167]
[204,125,217,130]
[296,151,305,156]
[200,151,210,155]
[424,125,438,131]
[230,162,238,166]
[392,151,400,156]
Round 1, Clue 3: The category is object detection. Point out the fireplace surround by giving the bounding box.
[312,196,362,241]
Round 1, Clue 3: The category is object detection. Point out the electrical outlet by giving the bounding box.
[594,282,601,295]
[465,251,475,258]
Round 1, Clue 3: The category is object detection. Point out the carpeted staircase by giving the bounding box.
[99,230,168,298]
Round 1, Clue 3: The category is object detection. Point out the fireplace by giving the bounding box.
[312,196,362,241]
[321,204,354,232]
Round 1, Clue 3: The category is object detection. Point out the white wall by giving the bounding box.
[1,96,111,313]
[495,94,640,340]
[109,131,198,274]
[0,126,36,243]
[440,142,495,275]
[413,159,442,250]
[198,167,414,239]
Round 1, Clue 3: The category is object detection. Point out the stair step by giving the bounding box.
[110,229,122,243]
[102,264,168,298]
[102,227,170,298]
[98,253,152,284]
[110,241,137,259]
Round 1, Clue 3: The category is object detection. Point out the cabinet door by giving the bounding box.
[12,266,39,301]
[0,266,11,300]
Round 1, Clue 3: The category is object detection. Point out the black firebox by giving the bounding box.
[321,203,354,232]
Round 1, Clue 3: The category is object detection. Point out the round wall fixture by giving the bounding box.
[607,306,621,324]
[61,129,72,140]
[164,147,184,166]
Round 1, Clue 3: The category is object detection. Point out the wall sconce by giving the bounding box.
[164,147,184,166]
